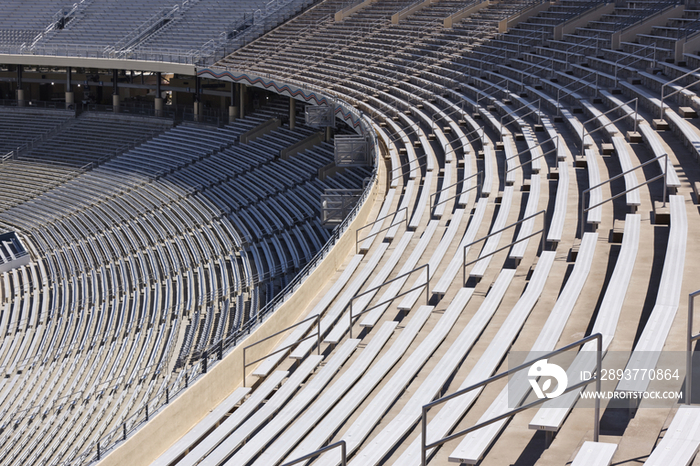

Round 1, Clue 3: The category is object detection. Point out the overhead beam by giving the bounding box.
[0,54,196,75]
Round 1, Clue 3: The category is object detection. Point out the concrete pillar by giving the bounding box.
[16,65,24,107]
[155,72,163,117]
[239,83,246,119]
[228,83,237,122]
[194,76,201,121]
[325,126,332,142]
[112,69,119,111]
[289,97,296,130]
[65,66,73,109]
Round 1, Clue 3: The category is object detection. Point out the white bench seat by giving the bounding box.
[185,355,322,466]
[251,321,396,466]
[432,198,488,296]
[397,208,466,311]
[530,214,640,432]
[285,305,434,463]
[318,289,479,466]
[359,220,439,328]
[645,405,700,466]
[360,251,556,466]
[617,195,687,394]
[470,186,514,278]
[446,233,598,465]
[223,339,360,465]
[571,441,618,466]
[510,174,541,260]
[610,136,641,208]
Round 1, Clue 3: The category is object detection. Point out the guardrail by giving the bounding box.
[580,153,668,236]
[579,97,639,157]
[242,314,321,387]
[463,210,546,285]
[355,206,408,253]
[281,440,347,466]
[505,135,558,178]
[346,263,430,338]
[499,99,542,142]
[390,153,427,182]
[420,333,603,465]
[556,71,599,117]
[430,170,482,211]
[659,65,700,121]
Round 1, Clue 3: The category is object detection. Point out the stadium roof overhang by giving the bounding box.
[0,54,196,75]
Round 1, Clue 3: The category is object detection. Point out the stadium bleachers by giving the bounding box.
[0,0,699,465]
[0,91,369,464]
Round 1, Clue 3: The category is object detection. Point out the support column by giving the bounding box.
[16,65,24,107]
[155,71,163,117]
[65,66,74,109]
[289,97,296,130]
[194,76,201,121]
[228,83,238,122]
[239,83,246,119]
[112,69,119,111]
[325,126,332,142]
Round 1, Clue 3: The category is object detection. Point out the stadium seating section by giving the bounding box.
[1,0,700,465]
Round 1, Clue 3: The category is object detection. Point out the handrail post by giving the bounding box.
[663,152,668,208]
[580,189,586,238]
[426,264,430,305]
[595,333,602,442]
[421,404,428,466]
[317,314,321,355]
[687,290,700,405]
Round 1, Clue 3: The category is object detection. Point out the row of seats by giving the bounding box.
[0,94,370,464]
[149,1,698,466]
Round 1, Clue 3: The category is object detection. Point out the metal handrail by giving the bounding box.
[580,153,668,237]
[462,124,487,146]
[355,206,408,253]
[419,333,603,465]
[430,171,483,210]
[476,78,509,105]
[579,97,639,157]
[506,135,559,177]
[390,153,427,182]
[281,440,347,466]
[687,290,700,405]
[241,313,321,387]
[659,65,700,120]
[346,263,430,338]
[462,210,546,285]
[613,43,657,88]
[498,100,542,142]
[556,71,598,116]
